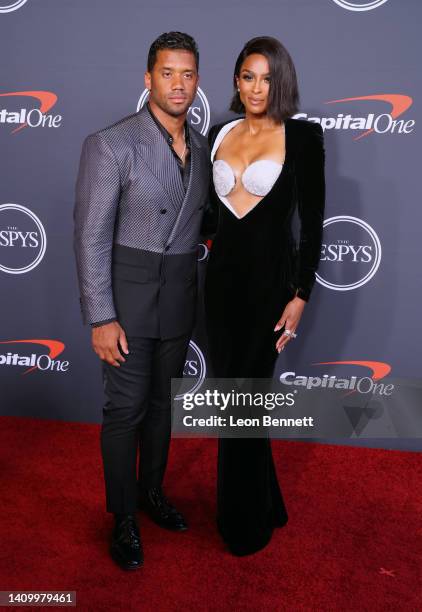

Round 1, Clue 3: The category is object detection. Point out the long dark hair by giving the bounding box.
[230,36,299,122]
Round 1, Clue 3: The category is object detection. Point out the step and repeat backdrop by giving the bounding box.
[0,0,420,450]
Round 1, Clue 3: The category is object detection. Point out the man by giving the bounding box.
[74,32,210,570]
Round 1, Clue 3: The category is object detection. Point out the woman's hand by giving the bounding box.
[274,296,306,353]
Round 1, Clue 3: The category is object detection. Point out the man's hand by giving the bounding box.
[274,296,306,353]
[91,321,129,366]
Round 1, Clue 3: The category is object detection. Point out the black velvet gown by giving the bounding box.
[203,117,325,556]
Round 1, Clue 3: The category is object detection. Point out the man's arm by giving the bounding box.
[74,133,128,367]
[74,132,121,325]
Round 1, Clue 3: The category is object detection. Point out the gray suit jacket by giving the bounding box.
[74,104,210,338]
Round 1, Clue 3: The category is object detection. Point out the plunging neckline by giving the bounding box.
[211,118,288,220]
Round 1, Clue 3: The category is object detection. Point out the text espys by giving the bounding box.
[0,230,39,247]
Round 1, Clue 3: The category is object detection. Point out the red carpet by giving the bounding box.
[0,416,420,611]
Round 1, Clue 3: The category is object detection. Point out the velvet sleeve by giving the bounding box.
[200,125,220,241]
[293,122,326,302]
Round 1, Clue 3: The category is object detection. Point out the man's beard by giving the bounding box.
[155,96,192,118]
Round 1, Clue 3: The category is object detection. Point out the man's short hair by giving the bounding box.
[147,31,199,72]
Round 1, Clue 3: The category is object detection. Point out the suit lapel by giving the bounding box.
[166,127,204,245]
[136,105,185,211]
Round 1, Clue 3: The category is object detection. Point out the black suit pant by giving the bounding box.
[100,333,190,514]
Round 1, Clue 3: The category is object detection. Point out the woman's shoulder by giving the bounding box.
[208,116,245,147]
[207,116,324,153]
[285,118,324,158]
[286,117,323,142]
[286,117,323,138]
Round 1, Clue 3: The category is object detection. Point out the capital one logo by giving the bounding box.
[0,0,28,12]
[332,0,389,10]
[175,340,207,400]
[0,91,62,134]
[280,360,394,397]
[137,87,210,136]
[316,216,381,291]
[0,339,69,375]
[295,94,414,140]
[0,204,47,274]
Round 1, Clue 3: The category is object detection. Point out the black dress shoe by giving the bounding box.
[110,514,143,570]
[139,486,188,531]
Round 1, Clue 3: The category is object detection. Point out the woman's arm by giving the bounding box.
[293,121,326,302]
[200,124,220,241]
[274,121,325,352]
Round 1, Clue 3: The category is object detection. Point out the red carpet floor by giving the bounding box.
[0,416,421,611]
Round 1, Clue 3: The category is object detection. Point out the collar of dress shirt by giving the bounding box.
[146,101,190,147]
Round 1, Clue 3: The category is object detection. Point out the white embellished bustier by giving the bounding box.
[213,158,283,198]
[210,119,284,214]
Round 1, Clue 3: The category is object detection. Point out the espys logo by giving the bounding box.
[0,0,28,12]
[0,339,69,374]
[137,88,210,136]
[175,340,206,400]
[198,240,212,262]
[332,0,388,10]
[280,360,394,397]
[316,216,381,291]
[0,91,62,133]
[0,203,47,274]
[295,94,415,140]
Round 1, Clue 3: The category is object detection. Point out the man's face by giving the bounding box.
[145,49,199,118]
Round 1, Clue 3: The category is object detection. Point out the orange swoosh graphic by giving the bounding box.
[325,94,413,140]
[313,360,391,381]
[312,360,391,398]
[0,91,58,134]
[0,339,65,374]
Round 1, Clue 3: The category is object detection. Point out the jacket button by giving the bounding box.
[160,209,167,214]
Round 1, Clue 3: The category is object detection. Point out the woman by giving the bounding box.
[203,36,325,556]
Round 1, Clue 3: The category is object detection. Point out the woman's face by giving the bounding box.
[236,53,271,116]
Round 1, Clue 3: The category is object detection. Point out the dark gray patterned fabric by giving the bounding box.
[74,105,210,325]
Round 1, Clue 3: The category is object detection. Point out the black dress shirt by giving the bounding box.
[146,102,191,192]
